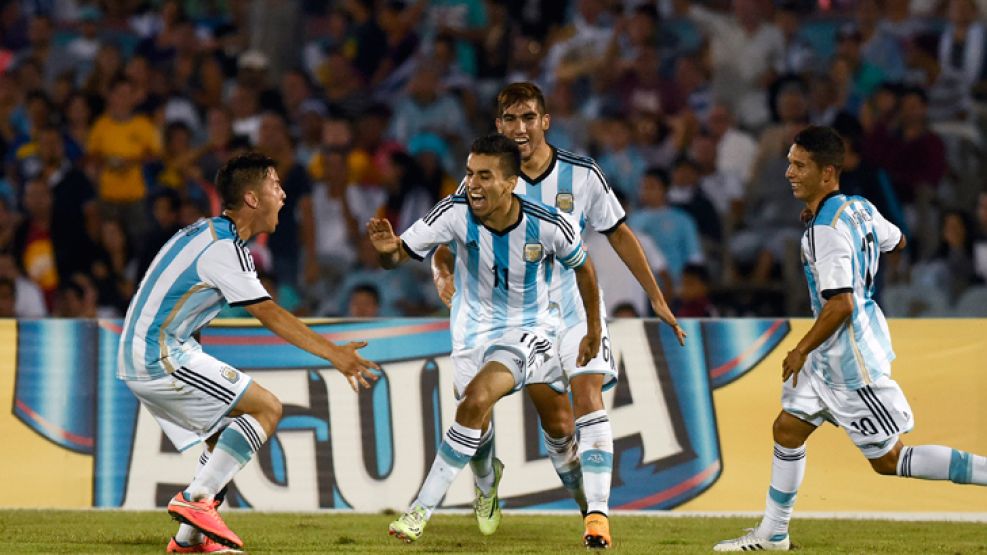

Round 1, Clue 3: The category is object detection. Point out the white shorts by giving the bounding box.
[124,350,253,452]
[451,329,562,397]
[542,303,617,392]
[782,370,914,458]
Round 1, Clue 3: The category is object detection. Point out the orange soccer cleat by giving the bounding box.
[167,492,243,549]
[166,536,243,553]
[583,512,612,549]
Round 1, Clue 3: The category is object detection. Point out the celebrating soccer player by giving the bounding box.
[715,126,987,551]
[368,133,602,544]
[431,82,686,548]
[117,153,380,553]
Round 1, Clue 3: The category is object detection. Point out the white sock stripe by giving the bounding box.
[773,447,806,461]
[576,416,610,429]
[233,415,266,452]
[446,428,481,449]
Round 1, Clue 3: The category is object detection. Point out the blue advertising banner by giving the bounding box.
[10,318,789,511]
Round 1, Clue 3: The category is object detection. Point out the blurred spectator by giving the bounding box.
[689,132,744,223]
[751,79,810,186]
[82,43,124,98]
[85,77,162,239]
[66,6,103,77]
[256,112,316,290]
[544,80,589,154]
[584,224,671,318]
[371,0,420,89]
[938,0,987,106]
[388,64,471,157]
[311,148,384,286]
[610,302,639,318]
[35,125,100,282]
[197,107,238,182]
[674,263,718,317]
[54,272,98,318]
[347,283,381,317]
[408,132,458,197]
[0,250,46,317]
[136,189,182,281]
[320,233,431,316]
[667,156,722,243]
[545,0,612,88]
[627,167,704,285]
[294,100,328,167]
[13,178,57,308]
[597,115,647,205]
[89,218,136,316]
[705,103,757,186]
[318,47,370,119]
[679,0,784,129]
[342,0,387,82]
[832,23,887,114]
[772,1,816,79]
[62,92,96,150]
[912,209,976,302]
[856,0,907,82]
[376,150,435,234]
[228,83,262,144]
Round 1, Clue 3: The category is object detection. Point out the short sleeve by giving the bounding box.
[583,167,626,234]
[400,196,459,260]
[197,240,271,307]
[812,225,854,299]
[870,207,903,253]
[551,212,588,269]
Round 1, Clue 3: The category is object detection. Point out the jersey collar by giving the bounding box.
[468,194,525,236]
[807,190,843,225]
[523,146,558,185]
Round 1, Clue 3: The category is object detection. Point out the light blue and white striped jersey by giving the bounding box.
[459,147,624,326]
[117,216,270,380]
[402,194,587,352]
[800,192,903,389]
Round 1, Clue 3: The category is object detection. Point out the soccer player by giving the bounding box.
[368,133,602,544]
[117,152,380,553]
[715,126,987,551]
[432,82,685,548]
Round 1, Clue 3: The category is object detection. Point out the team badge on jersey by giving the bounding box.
[220,366,240,384]
[524,243,544,262]
[555,193,574,213]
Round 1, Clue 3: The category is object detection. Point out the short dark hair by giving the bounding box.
[497,82,547,117]
[793,125,844,174]
[469,133,521,178]
[215,152,277,210]
[351,283,380,304]
[644,166,670,187]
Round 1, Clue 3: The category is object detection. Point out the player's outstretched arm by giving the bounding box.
[245,300,381,392]
[782,292,853,387]
[605,222,686,345]
[431,244,456,308]
[574,257,603,367]
[367,218,409,269]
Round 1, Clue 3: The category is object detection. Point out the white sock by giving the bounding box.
[898,445,987,485]
[543,431,587,513]
[187,415,268,500]
[756,443,806,541]
[414,422,481,518]
[471,425,496,495]
[576,410,613,515]
[175,450,212,545]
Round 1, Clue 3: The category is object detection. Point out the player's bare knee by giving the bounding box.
[772,415,806,448]
[570,384,603,417]
[457,390,493,424]
[869,455,898,475]
[541,416,574,439]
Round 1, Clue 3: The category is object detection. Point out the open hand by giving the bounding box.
[329,340,381,392]
[366,218,400,255]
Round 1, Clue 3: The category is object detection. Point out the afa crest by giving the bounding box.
[220,366,240,384]
[524,243,544,263]
[555,193,574,213]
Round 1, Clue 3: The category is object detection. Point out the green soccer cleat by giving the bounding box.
[388,505,428,543]
[473,457,505,535]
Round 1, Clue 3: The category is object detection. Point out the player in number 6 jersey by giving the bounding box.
[433,82,686,548]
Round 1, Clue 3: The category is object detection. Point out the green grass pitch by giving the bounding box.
[0,510,984,553]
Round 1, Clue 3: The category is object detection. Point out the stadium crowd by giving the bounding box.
[1,0,986,320]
